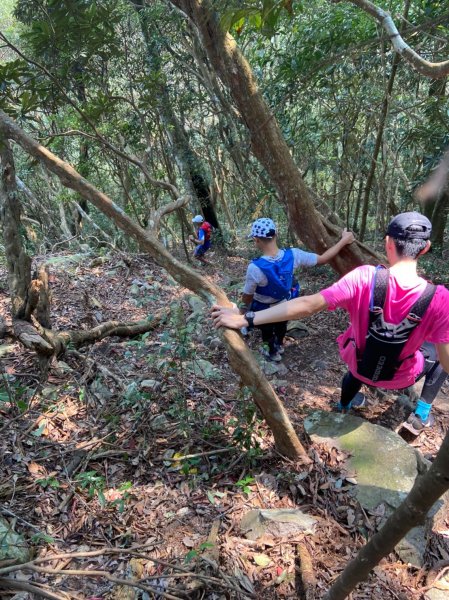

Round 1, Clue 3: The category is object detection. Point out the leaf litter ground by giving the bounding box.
[0,248,448,600]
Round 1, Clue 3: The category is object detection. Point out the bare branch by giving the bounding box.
[147,195,190,233]
[345,0,449,78]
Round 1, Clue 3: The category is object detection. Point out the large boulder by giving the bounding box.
[304,411,447,567]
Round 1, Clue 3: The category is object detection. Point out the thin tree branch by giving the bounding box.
[0,32,180,195]
[343,0,449,78]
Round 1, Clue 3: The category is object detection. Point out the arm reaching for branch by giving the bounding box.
[317,228,355,264]
[414,149,449,203]
[342,0,449,78]
[211,293,328,329]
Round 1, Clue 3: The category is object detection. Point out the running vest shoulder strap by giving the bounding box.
[370,266,436,319]
[357,266,437,382]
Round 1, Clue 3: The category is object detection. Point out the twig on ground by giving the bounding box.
[0,578,69,600]
[155,447,237,461]
[0,506,41,531]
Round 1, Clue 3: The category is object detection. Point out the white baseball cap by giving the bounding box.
[249,218,277,238]
[192,215,204,223]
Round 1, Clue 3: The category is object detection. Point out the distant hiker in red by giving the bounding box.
[212,213,449,435]
[189,215,212,265]
[240,217,354,362]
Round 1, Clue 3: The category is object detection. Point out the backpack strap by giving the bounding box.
[370,266,389,310]
[408,283,437,321]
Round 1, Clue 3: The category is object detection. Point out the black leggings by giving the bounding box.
[252,299,288,355]
[340,342,447,407]
[258,321,288,354]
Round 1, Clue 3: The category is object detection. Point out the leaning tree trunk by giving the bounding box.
[0,110,309,463]
[168,0,378,274]
[325,430,449,600]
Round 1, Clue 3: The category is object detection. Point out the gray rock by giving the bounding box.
[45,253,89,266]
[0,518,31,563]
[425,588,449,600]
[261,361,282,376]
[140,379,162,392]
[186,295,206,314]
[311,359,328,371]
[275,363,289,376]
[192,359,221,380]
[241,509,317,541]
[150,414,169,430]
[271,379,288,388]
[396,394,416,411]
[286,321,309,339]
[304,410,446,567]
[0,344,15,357]
[208,337,223,350]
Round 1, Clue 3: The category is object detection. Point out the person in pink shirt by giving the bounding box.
[212,212,449,433]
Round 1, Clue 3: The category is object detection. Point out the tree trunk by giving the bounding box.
[0,109,309,463]
[431,187,449,250]
[359,53,400,241]
[169,0,377,274]
[0,137,32,319]
[131,0,220,229]
[325,430,449,600]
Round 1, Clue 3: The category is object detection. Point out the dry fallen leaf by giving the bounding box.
[254,554,272,567]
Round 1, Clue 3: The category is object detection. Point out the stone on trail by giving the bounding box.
[186,295,206,315]
[304,410,448,567]
[192,358,221,380]
[425,583,449,600]
[261,360,288,376]
[140,379,162,392]
[286,320,309,339]
[0,518,31,563]
[241,509,317,541]
[0,344,16,357]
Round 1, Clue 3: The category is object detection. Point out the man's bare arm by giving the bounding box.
[316,228,355,265]
[211,293,328,329]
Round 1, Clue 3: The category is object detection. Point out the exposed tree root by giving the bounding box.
[297,541,317,600]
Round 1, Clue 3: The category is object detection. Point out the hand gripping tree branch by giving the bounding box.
[0,109,310,463]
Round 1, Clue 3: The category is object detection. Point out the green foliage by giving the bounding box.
[235,475,256,495]
[220,0,297,37]
[36,476,61,489]
[31,532,55,544]
[184,541,215,563]
[75,470,106,505]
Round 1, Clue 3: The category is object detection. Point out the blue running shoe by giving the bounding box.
[337,393,366,412]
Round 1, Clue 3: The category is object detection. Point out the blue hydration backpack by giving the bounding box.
[253,249,298,301]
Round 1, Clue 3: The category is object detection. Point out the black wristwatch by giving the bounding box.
[245,311,256,331]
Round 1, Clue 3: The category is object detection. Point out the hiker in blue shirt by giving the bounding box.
[241,218,354,361]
